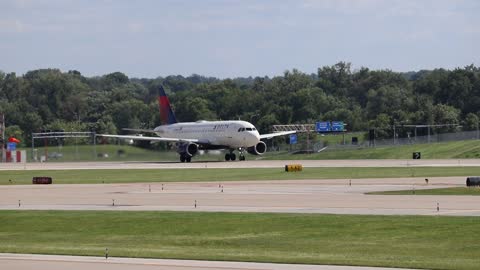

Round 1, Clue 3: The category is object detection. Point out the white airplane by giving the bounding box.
[99,86,296,162]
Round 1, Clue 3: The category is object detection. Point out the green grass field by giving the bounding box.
[265,140,480,160]
[2,167,480,185]
[22,139,480,162]
[368,187,480,196]
[1,211,479,270]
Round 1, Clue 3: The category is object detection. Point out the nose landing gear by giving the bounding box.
[225,149,246,161]
[239,148,246,161]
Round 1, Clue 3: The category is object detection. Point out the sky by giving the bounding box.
[0,0,479,78]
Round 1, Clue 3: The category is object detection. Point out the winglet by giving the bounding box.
[158,86,178,125]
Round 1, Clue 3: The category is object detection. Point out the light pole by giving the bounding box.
[73,112,80,160]
[250,113,259,124]
[393,123,396,145]
[477,120,479,140]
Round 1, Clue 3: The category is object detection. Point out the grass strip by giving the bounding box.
[1,167,480,185]
[1,210,479,270]
[265,140,480,160]
[25,140,480,161]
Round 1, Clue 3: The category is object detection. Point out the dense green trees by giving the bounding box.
[0,63,479,147]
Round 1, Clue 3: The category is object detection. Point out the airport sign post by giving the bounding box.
[316,122,331,132]
[287,134,298,152]
[289,134,297,144]
[316,121,346,133]
[7,142,16,151]
[331,121,344,132]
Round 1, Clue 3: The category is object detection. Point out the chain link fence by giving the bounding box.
[318,130,480,151]
[273,129,480,153]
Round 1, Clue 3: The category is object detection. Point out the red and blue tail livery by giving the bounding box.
[158,86,178,125]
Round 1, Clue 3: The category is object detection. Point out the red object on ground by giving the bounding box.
[8,137,20,143]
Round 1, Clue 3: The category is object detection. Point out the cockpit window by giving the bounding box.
[238,128,242,132]
[252,128,256,131]
[246,128,252,131]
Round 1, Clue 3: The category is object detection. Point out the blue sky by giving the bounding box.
[1,0,479,78]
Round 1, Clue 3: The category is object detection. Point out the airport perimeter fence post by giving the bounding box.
[477,121,479,140]
[93,132,97,160]
[31,136,34,162]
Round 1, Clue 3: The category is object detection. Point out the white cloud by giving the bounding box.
[0,19,25,33]
[301,0,387,14]
[127,22,145,33]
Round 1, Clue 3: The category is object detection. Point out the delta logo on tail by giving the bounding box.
[158,86,177,125]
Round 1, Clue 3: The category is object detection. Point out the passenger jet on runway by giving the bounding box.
[99,86,295,162]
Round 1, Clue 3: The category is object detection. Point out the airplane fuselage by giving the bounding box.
[153,120,260,149]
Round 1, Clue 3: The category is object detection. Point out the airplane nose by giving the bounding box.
[249,132,260,144]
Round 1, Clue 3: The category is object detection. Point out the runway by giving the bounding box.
[1,159,479,170]
[2,160,477,270]
[0,253,414,270]
[1,177,478,216]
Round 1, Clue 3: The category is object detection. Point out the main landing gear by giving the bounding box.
[225,152,236,161]
[180,153,192,163]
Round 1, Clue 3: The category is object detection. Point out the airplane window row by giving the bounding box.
[237,127,257,132]
[177,129,226,133]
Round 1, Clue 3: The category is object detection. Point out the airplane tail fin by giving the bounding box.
[158,86,178,125]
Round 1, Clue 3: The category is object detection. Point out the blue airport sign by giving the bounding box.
[289,134,297,144]
[331,121,344,132]
[7,142,16,151]
[316,122,331,132]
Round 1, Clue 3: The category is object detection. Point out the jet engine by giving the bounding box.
[177,142,199,157]
[247,141,267,155]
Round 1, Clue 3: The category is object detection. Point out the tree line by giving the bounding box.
[1,62,479,146]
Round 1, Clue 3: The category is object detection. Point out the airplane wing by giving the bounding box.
[122,128,157,133]
[97,134,199,143]
[259,130,297,140]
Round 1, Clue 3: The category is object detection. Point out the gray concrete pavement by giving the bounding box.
[0,253,416,270]
[1,159,479,170]
[1,177,478,216]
